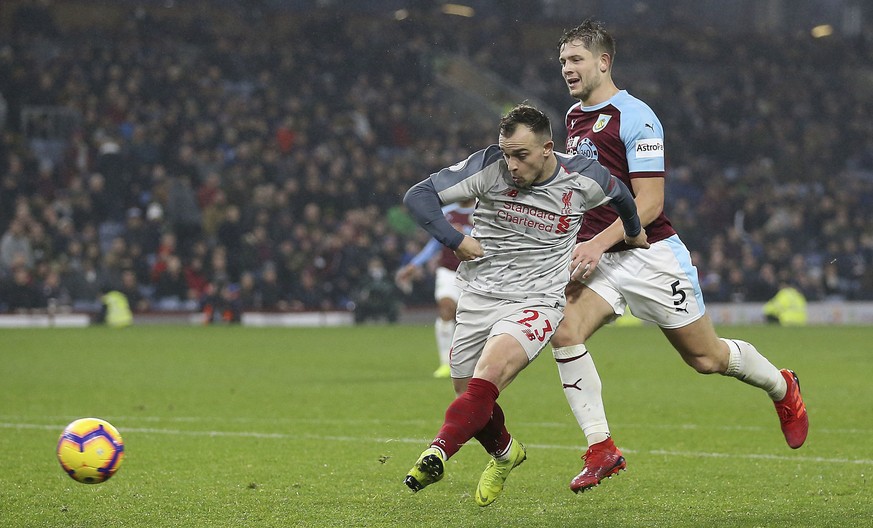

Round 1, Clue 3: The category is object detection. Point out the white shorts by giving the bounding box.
[583,235,705,329]
[434,267,462,303]
[451,290,564,378]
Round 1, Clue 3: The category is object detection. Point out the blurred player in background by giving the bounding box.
[396,199,475,378]
[551,19,808,494]
[402,103,648,506]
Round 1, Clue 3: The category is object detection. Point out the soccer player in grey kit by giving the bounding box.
[402,103,649,506]
[551,19,809,494]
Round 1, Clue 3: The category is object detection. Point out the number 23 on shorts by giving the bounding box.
[516,309,555,342]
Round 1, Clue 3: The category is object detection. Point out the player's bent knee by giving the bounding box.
[550,325,578,349]
[684,354,723,375]
[551,318,603,348]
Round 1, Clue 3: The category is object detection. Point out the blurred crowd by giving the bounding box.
[1,3,873,316]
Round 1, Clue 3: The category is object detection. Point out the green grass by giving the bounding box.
[1,324,871,527]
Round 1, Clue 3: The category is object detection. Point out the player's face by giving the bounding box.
[559,39,604,102]
[498,126,554,188]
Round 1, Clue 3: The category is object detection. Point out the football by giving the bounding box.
[56,418,125,484]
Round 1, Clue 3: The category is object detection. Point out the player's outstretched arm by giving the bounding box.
[395,263,423,283]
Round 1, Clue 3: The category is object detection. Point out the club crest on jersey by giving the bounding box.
[592,114,611,133]
[561,190,573,215]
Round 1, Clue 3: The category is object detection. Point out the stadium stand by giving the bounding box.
[1,0,872,320]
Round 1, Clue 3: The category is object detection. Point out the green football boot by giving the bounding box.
[475,439,527,506]
[404,447,445,492]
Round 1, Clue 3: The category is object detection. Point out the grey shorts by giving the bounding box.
[451,290,564,378]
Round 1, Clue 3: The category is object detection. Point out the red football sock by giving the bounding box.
[431,378,499,459]
[474,401,511,457]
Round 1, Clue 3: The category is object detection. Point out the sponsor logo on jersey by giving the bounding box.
[634,138,664,159]
[592,114,611,133]
[566,136,578,153]
[497,202,564,233]
[448,158,469,171]
[501,188,519,198]
[567,136,598,160]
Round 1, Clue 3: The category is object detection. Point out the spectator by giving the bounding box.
[40,267,72,309]
[164,174,202,252]
[257,263,288,311]
[289,269,325,312]
[202,282,242,324]
[123,208,159,256]
[0,266,45,312]
[118,268,149,313]
[62,257,104,308]
[237,271,259,311]
[0,219,33,272]
[153,254,190,309]
[353,257,400,324]
[183,256,210,301]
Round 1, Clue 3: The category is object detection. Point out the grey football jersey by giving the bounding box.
[405,145,638,304]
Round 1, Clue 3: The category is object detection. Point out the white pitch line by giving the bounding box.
[5,422,873,466]
[2,415,869,436]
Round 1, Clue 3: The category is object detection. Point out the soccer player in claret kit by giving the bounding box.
[550,19,809,494]
[401,103,649,506]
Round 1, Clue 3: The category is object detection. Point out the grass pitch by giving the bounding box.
[1,324,871,527]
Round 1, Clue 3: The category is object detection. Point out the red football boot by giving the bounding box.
[569,437,626,493]
[774,369,808,449]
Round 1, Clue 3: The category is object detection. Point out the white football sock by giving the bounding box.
[553,344,610,446]
[721,338,787,400]
[494,437,513,461]
[429,445,447,460]
[434,318,455,367]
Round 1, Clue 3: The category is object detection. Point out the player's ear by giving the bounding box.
[600,53,611,73]
[543,139,554,157]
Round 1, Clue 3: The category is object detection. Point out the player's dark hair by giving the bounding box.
[499,103,552,140]
[558,19,616,62]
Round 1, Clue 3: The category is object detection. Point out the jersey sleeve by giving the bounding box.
[404,145,502,250]
[430,145,503,203]
[619,103,665,174]
[581,161,642,237]
[404,179,465,249]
